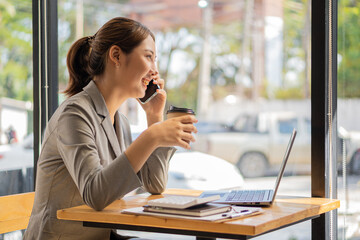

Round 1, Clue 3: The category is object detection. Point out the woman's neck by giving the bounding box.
[94,76,126,124]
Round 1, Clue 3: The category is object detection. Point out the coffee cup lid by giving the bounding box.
[166,105,195,115]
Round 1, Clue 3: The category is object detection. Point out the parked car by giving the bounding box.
[194,121,230,134]
[192,112,353,178]
[167,149,244,190]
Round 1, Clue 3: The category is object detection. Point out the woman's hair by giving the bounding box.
[64,17,155,97]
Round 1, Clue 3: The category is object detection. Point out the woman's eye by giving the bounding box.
[146,55,153,60]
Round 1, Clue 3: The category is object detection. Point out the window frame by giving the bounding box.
[311,0,338,239]
[32,0,59,186]
[32,0,339,239]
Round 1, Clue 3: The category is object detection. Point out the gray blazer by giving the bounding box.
[24,81,176,240]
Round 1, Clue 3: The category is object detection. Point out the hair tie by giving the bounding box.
[87,35,95,56]
[87,35,95,43]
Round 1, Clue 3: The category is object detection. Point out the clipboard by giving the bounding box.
[122,206,264,222]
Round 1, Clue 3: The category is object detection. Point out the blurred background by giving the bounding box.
[0,0,359,239]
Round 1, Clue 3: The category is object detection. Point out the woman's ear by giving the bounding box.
[108,45,122,67]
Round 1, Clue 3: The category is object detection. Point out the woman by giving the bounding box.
[24,17,197,240]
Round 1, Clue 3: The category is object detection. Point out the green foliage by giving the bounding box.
[0,0,32,101]
[155,27,200,111]
[283,0,310,99]
[159,21,243,111]
[1,0,359,104]
[275,87,305,99]
[211,21,243,87]
[166,77,198,112]
[338,0,360,98]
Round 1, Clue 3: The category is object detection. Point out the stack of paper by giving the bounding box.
[122,195,264,222]
[143,203,231,217]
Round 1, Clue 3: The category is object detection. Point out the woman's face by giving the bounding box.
[119,35,158,99]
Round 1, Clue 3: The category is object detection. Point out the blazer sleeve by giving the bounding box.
[120,114,177,194]
[138,147,176,194]
[57,104,143,211]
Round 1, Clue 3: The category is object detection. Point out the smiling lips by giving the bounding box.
[142,77,151,87]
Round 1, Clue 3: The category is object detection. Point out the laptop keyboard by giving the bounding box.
[226,190,267,202]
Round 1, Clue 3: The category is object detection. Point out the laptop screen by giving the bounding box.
[271,129,297,201]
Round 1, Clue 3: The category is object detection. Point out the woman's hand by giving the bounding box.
[148,115,198,150]
[138,76,166,126]
[124,114,197,172]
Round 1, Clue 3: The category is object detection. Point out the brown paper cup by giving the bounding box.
[166,105,195,119]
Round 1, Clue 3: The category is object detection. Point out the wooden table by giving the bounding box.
[57,189,340,239]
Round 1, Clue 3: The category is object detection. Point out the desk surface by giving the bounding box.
[57,189,340,237]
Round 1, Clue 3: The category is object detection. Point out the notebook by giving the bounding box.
[143,203,231,217]
[146,195,220,209]
[199,128,297,206]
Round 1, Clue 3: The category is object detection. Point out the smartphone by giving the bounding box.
[139,79,160,104]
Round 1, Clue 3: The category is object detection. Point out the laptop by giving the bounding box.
[199,128,297,206]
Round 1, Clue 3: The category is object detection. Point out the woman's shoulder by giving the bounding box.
[49,91,95,124]
[61,91,94,111]
[43,91,94,137]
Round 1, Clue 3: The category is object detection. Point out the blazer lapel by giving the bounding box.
[83,81,122,157]
[114,113,126,152]
[101,116,122,157]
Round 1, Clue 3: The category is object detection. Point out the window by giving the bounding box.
[232,115,260,133]
[278,119,298,134]
[12,0,339,239]
[56,1,312,238]
[0,0,33,238]
[337,0,360,238]
[0,0,33,196]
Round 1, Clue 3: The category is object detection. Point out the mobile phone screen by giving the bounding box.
[139,80,160,104]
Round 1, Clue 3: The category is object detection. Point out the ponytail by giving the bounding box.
[63,37,92,97]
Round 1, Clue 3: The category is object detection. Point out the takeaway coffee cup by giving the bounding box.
[166,105,195,119]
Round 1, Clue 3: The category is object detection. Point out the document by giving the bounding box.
[143,203,231,217]
[122,206,264,222]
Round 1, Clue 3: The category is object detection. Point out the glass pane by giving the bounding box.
[0,0,33,195]
[0,0,33,238]
[337,0,360,239]
[58,0,311,239]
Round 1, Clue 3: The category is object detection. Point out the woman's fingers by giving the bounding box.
[168,114,197,124]
[179,115,198,124]
[180,132,196,142]
[153,78,164,89]
[179,141,191,150]
[174,128,196,149]
[156,88,167,98]
[182,124,198,133]
[156,116,198,149]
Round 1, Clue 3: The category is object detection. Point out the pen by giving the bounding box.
[222,209,251,218]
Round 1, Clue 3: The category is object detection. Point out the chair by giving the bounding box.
[0,192,34,234]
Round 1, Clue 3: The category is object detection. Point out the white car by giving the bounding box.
[193,112,353,178]
[192,112,311,178]
[168,150,244,190]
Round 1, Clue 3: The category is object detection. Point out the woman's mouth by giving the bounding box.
[141,78,151,88]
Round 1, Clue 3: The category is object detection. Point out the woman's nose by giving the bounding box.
[150,60,158,74]
[150,68,158,76]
